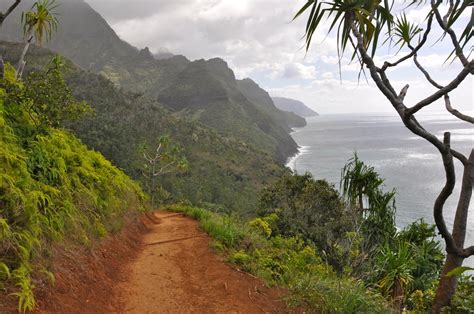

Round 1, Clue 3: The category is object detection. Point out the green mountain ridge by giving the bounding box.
[0,41,288,214]
[0,0,300,163]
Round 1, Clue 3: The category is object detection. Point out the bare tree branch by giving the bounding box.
[153,161,176,176]
[412,52,444,89]
[431,0,469,67]
[444,95,474,124]
[407,61,473,115]
[348,16,469,167]
[380,14,434,71]
[398,84,409,101]
[0,0,21,26]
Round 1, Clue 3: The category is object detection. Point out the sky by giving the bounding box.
[83,0,472,115]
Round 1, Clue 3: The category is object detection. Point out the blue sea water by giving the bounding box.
[287,112,474,267]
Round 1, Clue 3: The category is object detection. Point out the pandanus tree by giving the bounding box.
[341,153,384,211]
[295,1,473,312]
[16,0,58,79]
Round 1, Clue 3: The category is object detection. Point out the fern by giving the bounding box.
[0,63,146,310]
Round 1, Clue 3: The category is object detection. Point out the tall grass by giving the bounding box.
[0,65,146,312]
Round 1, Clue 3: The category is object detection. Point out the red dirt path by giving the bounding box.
[1,211,288,313]
[116,211,287,313]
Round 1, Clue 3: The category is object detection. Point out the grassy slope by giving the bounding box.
[0,66,145,311]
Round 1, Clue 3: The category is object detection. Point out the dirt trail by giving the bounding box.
[114,211,286,313]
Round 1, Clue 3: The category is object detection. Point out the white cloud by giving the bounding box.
[86,0,472,114]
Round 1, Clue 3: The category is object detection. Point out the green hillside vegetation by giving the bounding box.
[0,41,288,215]
[236,78,306,129]
[156,58,298,162]
[0,0,300,163]
[0,63,145,311]
[168,169,473,313]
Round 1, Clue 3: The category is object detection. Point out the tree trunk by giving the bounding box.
[432,150,473,313]
[16,34,32,80]
[151,162,156,207]
[432,253,464,313]
[392,278,404,313]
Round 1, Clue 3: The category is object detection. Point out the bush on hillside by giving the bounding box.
[0,63,145,312]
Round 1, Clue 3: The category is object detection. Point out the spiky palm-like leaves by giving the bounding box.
[340,153,384,211]
[16,0,58,79]
[294,0,393,63]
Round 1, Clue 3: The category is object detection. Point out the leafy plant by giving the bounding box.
[294,1,473,310]
[0,63,145,311]
[17,0,58,79]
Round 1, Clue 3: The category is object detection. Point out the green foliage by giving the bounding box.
[21,0,59,45]
[374,242,415,300]
[23,56,92,128]
[442,275,474,313]
[258,172,354,271]
[340,152,384,210]
[294,0,393,59]
[290,273,388,313]
[0,63,145,311]
[247,214,277,238]
[0,41,289,216]
[169,204,389,313]
[341,153,397,253]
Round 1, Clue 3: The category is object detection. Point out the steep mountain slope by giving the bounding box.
[0,0,189,93]
[237,78,306,129]
[272,96,319,117]
[0,0,299,162]
[157,58,298,162]
[1,41,287,214]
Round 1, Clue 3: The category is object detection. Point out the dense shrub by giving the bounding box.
[258,173,355,271]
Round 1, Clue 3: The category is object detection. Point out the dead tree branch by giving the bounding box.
[444,95,474,124]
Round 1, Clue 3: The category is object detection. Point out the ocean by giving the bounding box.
[287,113,474,268]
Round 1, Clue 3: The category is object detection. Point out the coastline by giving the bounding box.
[285,124,310,171]
[285,145,310,170]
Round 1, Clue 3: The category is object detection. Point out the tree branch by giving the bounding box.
[380,14,434,71]
[0,0,21,26]
[431,0,469,67]
[348,17,402,112]
[398,84,409,101]
[407,61,473,115]
[348,15,469,167]
[433,132,460,255]
[153,161,175,176]
[452,149,474,258]
[412,51,444,89]
[444,95,474,124]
